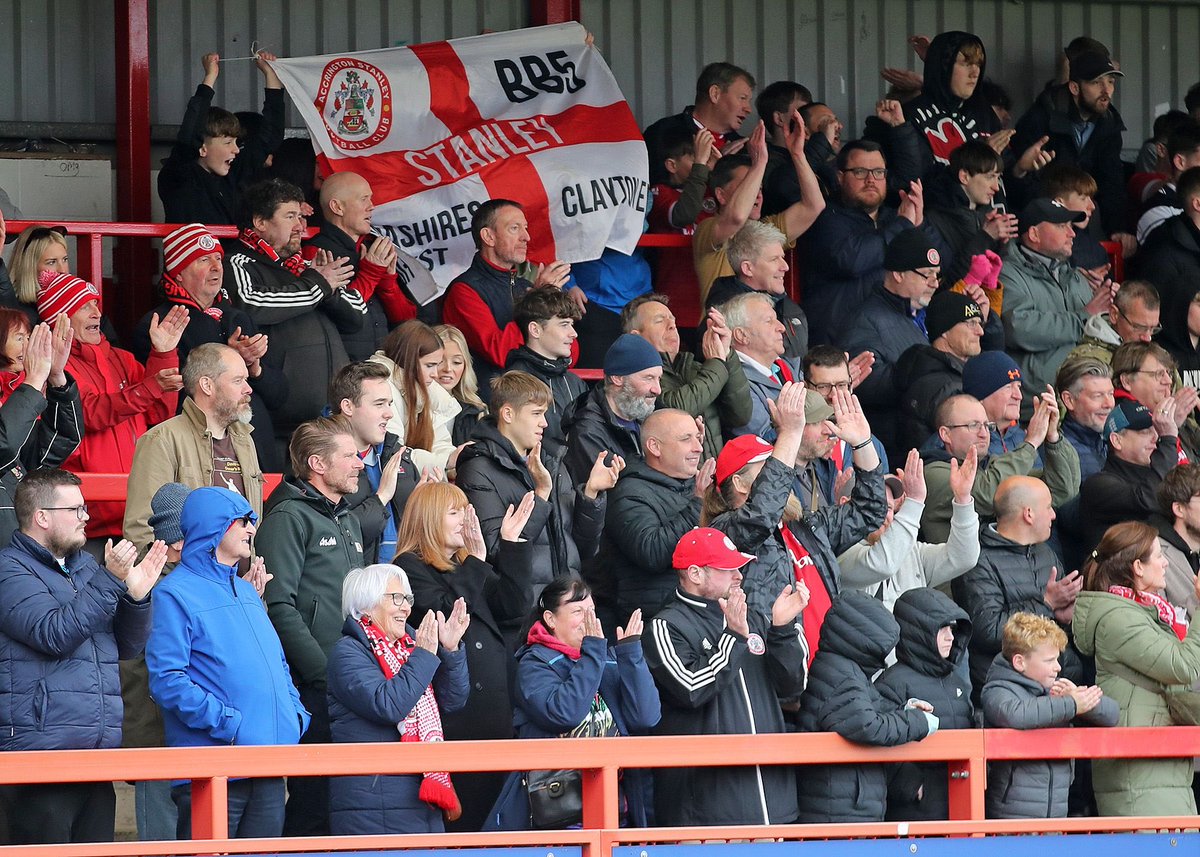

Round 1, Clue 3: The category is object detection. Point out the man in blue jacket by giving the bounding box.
[147,486,309,840]
[0,468,166,844]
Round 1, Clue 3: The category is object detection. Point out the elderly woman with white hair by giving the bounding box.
[327,563,471,835]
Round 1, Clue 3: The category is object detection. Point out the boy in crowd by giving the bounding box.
[505,288,586,455]
[158,51,285,225]
[646,126,716,340]
[981,612,1117,818]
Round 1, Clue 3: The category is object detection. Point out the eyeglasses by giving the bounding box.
[944,420,996,433]
[42,505,88,520]
[808,381,851,395]
[386,592,415,607]
[1111,307,1162,335]
[234,515,255,527]
[911,269,940,282]
[839,167,888,181]
[1133,368,1172,381]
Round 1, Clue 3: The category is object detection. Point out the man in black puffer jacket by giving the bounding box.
[456,372,611,637]
[876,588,973,821]
[796,591,937,823]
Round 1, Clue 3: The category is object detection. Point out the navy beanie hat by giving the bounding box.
[962,351,1022,401]
[604,333,663,377]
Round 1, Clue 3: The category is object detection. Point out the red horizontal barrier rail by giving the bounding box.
[0,728,1195,855]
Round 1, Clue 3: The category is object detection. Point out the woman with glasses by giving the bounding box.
[326,563,471,834]
[395,481,536,831]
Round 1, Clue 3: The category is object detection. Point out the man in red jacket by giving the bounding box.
[441,199,572,397]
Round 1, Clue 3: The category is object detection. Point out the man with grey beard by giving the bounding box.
[563,333,663,485]
[123,342,264,555]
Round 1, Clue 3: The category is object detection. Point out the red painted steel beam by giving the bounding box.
[113,0,156,340]
[530,0,582,26]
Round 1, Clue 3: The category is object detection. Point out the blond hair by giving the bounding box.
[1001,612,1067,661]
[434,323,486,413]
[9,227,69,305]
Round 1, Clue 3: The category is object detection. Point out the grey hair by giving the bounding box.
[183,342,238,396]
[720,291,774,332]
[341,563,411,619]
[726,220,786,273]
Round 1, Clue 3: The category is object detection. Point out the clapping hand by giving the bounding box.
[583,451,625,499]
[847,351,874,389]
[245,555,273,597]
[693,457,716,498]
[1044,565,1083,622]
[766,380,807,435]
[897,448,926,503]
[499,491,536,542]
[49,314,73,386]
[21,323,53,390]
[526,442,553,500]
[616,608,643,641]
[720,587,750,638]
[104,538,137,581]
[462,504,487,561]
[582,607,606,640]
[771,582,810,626]
[1015,135,1055,177]
[226,326,268,375]
[436,597,471,651]
[311,250,354,290]
[120,540,169,601]
[148,305,190,353]
[948,444,978,505]
[533,260,572,290]
[414,610,439,654]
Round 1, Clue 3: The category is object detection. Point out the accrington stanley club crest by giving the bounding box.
[314,58,393,151]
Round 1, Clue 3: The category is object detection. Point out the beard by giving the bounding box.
[47,529,86,559]
[613,385,656,421]
[215,399,254,427]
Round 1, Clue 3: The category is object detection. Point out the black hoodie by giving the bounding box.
[876,588,973,821]
[905,32,1001,175]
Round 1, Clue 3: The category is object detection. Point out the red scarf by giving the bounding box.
[1107,586,1189,641]
[239,227,309,278]
[357,615,460,819]
[160,271,224,321]
[526,619,582,660]
[778,524,832,665]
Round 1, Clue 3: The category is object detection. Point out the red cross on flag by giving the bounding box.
[269,23,648,303]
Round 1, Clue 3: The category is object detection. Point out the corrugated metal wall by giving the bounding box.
[1,0,1197,148]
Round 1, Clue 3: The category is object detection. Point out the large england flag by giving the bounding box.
[269,23,648,303]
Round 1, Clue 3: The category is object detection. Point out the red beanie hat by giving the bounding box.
[163,223,223,276]
[37,272,100,325]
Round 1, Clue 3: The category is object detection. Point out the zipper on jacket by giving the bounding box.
[736,669,771,823]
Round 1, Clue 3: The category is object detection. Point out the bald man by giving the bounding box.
[302,171,416,360]
[952,475,1082,702]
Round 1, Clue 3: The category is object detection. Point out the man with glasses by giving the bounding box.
[836,229,943,462]
[919,392,1080,543]
[0,468,167,844]
[1068,279,1162,366]
[1001,198,1114,416]
[147,486,308,840]
[1111,341,1200,463]
[800,139,947,342]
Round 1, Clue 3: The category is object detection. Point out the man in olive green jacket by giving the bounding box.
[920,391,1080,543]
[623,293,751,462]
[123,344,264,554]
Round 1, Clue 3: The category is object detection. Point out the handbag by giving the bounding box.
[525,695,617,828]
[1105,659,1200,726]
[526,769,583,829]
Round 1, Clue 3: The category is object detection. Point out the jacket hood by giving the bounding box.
[978,523,1027,552]
[893,587,972,676]
[506,345,573,379]
[1081,313,1122,346]
[180,486,255,573]
[1156,258,1200,356]
[921,31,987,110]
[817,590,900,672]
[983,650,1047,695]
[919,444,955,464]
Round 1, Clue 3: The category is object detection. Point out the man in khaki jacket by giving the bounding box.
[123,343,264,553]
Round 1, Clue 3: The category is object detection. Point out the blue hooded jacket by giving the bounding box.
[147,487,309,753]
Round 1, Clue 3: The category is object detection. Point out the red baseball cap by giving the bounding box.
[672,527,756,571]
[715,435,774,486]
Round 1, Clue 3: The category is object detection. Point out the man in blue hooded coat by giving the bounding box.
[147,486,310,840]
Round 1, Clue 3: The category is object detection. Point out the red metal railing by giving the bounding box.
[0,728,1194,856]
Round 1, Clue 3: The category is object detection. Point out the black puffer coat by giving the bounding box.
[796,591,933,822]
[952,525,1082,701]
[875,588,973,821]
[456,419,604,615]
[504,345,587,456]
